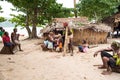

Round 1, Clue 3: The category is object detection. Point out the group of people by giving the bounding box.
[0,27,23,54]
[1,26,120,75]
[41,29,120,75]
[41,27,90,56]
[41,31,63,52]
[41,28,74,54]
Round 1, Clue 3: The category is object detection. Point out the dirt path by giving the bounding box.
[0,39,120,80]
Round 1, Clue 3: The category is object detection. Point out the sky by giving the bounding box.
[0,0,79,18]
[57,0,79,8]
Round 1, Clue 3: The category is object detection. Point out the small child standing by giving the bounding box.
[58,39,63,52]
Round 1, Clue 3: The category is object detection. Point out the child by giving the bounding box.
[77,40,89,53]
[58,38,63,52]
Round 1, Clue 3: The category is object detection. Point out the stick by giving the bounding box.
[63,27,68,56]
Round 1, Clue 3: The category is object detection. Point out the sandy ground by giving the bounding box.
[0,37,120,80]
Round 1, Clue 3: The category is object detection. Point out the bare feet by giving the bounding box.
[98,66,106,69]
[93,64,103,67]
[19,50,23,51]
[101,71,112,75]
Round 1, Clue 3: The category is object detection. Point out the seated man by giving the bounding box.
[11,28,23,51]
[2,32,14,54]
[93,41,120,75]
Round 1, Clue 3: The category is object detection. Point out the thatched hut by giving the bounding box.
[73,23,111,45]
[41,18,112,45]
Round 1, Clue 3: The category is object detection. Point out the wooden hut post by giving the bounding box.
[63,22,68,56]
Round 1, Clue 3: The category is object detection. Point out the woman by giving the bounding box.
[2,32,14,54]
[47,31,55,51]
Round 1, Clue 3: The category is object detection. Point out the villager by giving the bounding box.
[47,31,55,52]
[11,28,23,51]
[93,41,120,75]
[2,32,14,54]
[41,37,49,51]
[55,34,63,52]
[77,40,89,53]
[68,28,74,56]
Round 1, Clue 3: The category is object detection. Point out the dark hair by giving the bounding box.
[2,29,5,32]
[0,27,3,30]
[82,40,87,44]
[13,28,17,32]
[4,31,8,36]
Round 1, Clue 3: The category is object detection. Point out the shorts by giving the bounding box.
[47,41,53,49]
[101,51,113,58]
[14,40,20,45]
[78,45,83,52]
[4,42,13,47]
[108,58,116,68]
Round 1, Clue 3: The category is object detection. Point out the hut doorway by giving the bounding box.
[113,22,120,38]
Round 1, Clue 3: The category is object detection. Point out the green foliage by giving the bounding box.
[7,0,74,38]
[0,6,6,22]
[0,17,6,22]
[9,14,26,27]
[7,0,73,25]
[77,0,120,21]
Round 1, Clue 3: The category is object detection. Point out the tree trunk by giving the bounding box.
[25,12,32,38]
[32,8,38,38]
[74,0,77,18]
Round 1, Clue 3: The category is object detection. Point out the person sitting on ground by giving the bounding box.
[47,31,55,52]
[11,28,23,51]
[77,40,89,53]
[55,34,63,52]
[41,37,49,51]
[93,41,120,75]
[2,32,14,54]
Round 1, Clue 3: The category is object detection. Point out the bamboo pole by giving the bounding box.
[63,26,68,56]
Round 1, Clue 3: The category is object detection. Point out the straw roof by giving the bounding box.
[114,12,120,22]
[41,18,112,33]
[53,17,89,23]
[102,12,120,28]
[79,23,112,32]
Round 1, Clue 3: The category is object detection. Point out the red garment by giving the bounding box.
[2,35,10,43]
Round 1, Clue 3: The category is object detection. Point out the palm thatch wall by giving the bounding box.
[72,23,112,45]
[41,18,112,45]
[73,28,107,45]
